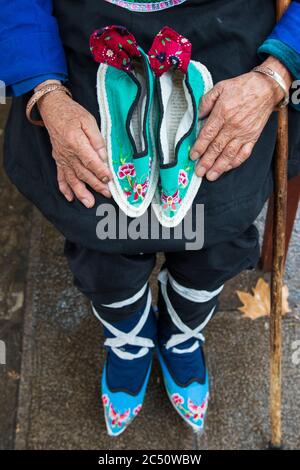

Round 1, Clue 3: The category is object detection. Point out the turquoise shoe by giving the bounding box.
[90,25,158,218]
[148,27,213,227]
[92,287,156,437]
[157,349,209,433]
[157,269,216,433]
[101,363,152,437]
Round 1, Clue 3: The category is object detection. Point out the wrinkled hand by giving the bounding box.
[191,58,292,181]
[38,82,112,208]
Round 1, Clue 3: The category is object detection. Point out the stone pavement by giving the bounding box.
[0,101,33,450]
[0,102,299,450]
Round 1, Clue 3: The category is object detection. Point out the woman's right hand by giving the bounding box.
[37,81,112,208]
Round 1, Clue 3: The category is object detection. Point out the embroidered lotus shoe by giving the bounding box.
[90,25,158,218]
[156,269,222,433]
[92,286,156,436]
[148,27,213,227]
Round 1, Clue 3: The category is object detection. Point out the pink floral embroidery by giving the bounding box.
[148,26,192,77]
[118,162,136,179]
[123,189,132,198]
[108,403,131,428]
[133,178,149,200]
[172,393,184,405]
[102,394,109,406]
[161,189,182,211]
[178,169,188,187]
[90,25,141,72]
[171,392,209,424]
[187,395,209,422]
[133,404,142,415]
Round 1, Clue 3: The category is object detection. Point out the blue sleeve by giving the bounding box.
[258,1,300,110]
[9,73,67,97]
[267,1,300,55]
[0,0,68,94]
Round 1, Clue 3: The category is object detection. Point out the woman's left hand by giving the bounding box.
[190,57,292,181]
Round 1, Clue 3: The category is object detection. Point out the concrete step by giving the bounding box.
[0,102,33,450]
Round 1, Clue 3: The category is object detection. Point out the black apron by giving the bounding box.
[4,0,300,254]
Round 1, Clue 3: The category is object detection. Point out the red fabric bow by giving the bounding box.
[148,26,192,77]
[90,25,141,72]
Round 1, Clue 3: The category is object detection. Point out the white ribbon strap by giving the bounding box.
[92,288,154,360]
[101,282,148,308]
[158,270,216,354]
[158,269,223,303]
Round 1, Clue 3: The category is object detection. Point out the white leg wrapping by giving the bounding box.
[158,269,223,303]
[158,269,221,354]
[92,288,154,360]
[101,282,148,309]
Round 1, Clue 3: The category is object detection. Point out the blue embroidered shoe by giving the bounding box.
[157,348,209,433]
[148,27,213,227]
[101,363,152,437]
[92,287,156,437]
[90,25,158,218]
[157,270,216,433]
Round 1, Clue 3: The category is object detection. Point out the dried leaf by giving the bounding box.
[236,277,290,320]
[7,370,20,381]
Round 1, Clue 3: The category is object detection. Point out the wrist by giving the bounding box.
[34,79,62,93]
[27,83,72,126]
[37,83,70,113]
[264,56,293,87]
[261,56,292,104]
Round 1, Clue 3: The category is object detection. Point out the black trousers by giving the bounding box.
[65,223,260,327]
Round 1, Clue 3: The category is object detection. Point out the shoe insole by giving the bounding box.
[160,69,193,166]
[129,62,147,155]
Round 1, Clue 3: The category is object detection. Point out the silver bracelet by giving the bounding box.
[252,65,289,109]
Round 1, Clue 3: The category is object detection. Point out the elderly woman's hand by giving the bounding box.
[37,80,112,208]
[191,57,292,181]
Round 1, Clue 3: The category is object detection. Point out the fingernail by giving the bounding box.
[196,165,207,177]
[206,170,219,181]
[82,198,93,208]
[66,195,73,202]
[101,176,110,184]
[103,190,111,198]
[190,150,200,160]
[98,148,108,162]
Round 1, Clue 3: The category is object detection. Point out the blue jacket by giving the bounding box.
[0,0,300,98]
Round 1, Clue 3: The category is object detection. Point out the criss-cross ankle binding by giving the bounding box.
[158,269,217,354]
[92,283,156,437]
[157,269,223,433]
[92,288,154,360]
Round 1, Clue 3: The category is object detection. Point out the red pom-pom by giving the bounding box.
[90,25,141,72]
[148,26,192,77]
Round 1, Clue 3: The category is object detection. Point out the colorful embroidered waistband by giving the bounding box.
[104,0,187,13]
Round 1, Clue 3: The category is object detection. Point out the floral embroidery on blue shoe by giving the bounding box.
[170,392,209,428]
[101,363,151,436]
[158,348,209,433]
[102,395,132,428]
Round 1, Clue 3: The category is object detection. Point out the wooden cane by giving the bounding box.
[269,0,291,449]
